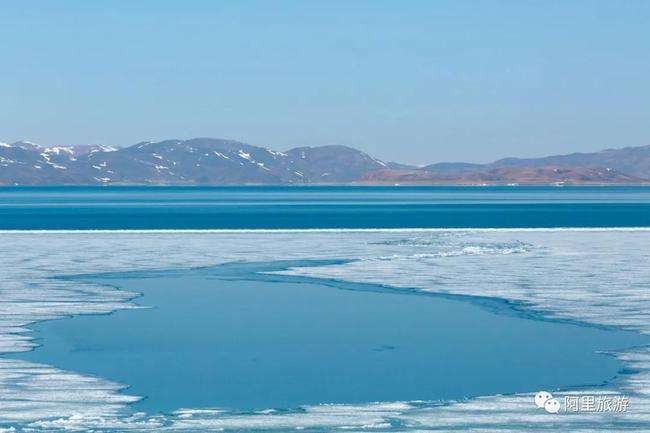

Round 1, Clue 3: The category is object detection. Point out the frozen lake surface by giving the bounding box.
[17,261,650,414]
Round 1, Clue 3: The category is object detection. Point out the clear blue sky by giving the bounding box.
[1,1,648,164]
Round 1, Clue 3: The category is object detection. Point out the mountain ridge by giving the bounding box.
[1,138,649,185]
[0,138,395,185]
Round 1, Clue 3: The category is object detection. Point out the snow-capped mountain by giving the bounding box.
[2,138,650,185]
[0,138,392,185]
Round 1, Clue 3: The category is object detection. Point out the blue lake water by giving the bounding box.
[17,261,650,414]
[2,185,650,229]
[5,186,650,431]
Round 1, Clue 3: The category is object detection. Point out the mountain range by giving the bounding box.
[1,138,649,185]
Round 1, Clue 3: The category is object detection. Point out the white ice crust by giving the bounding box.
[0,230,649,432]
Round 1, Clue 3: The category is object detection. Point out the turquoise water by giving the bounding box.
[17,261,650,414]
[2,185,650,229]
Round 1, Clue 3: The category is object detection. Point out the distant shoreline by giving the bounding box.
[2,182,650,187]
[2,138,650,186]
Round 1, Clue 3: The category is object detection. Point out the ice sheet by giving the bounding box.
[0,230,648,432]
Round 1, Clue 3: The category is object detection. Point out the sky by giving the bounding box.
[1,1,649,165]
